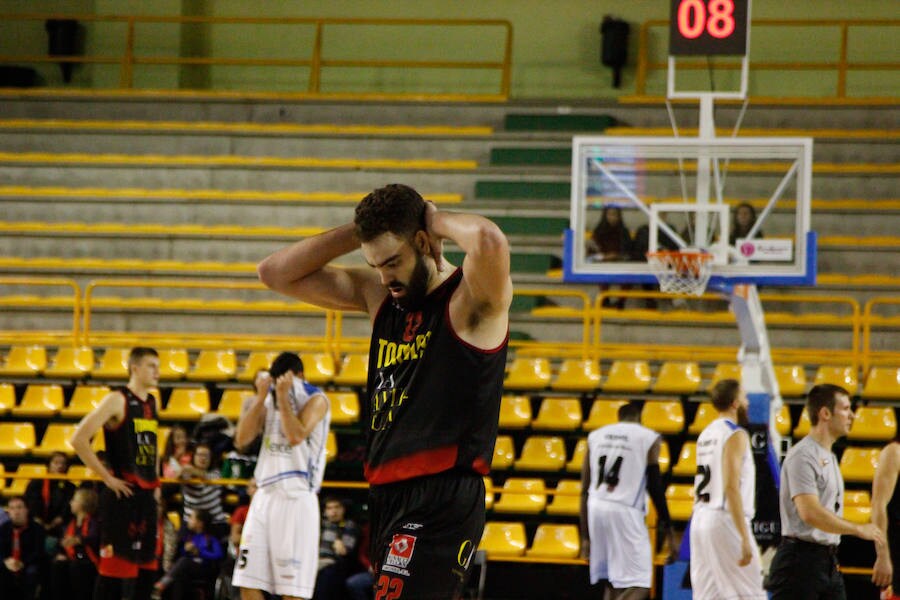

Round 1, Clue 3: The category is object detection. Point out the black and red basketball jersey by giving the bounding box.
[364,268,508,485]
[104,386,160,489]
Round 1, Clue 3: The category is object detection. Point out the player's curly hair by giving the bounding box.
[354,183,426,243]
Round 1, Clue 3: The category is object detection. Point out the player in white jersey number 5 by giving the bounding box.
[580,401,677,600]
[689,379,766,599]
[231,352,330,600]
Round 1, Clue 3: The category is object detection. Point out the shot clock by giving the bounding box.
[669,0,750,56]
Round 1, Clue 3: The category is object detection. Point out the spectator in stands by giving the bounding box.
[49,487,99,600]
[580,401,676,600]
[587,205,633,309]
[25,452,75,554]
[345,521,374,600]
[160,425,192,480]
[151,508,223,600]
[729,202,762,246]
[0,496,45,600]
[179,443,229,540]
[314,497,360,600]
[871,434,900,595]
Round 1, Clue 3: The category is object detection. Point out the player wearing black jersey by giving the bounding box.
[71,347,161,600]
[258,184,512,599]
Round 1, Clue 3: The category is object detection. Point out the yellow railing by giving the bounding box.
[635,19,899,99]
[0,14,513,101]
[862,297,900,371]
[0,276,81,345]
[510,288,593,360]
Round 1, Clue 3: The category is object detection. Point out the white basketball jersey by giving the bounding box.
[693,417,755,518]
[586,422,660,511]
[254,379,330,495]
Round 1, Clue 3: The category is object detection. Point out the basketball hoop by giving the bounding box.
[646,249,714,296]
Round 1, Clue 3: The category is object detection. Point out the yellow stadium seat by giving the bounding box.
[61,385,110,418]
[862,366,900,400]
[0,464,5,495]
[160,388,210,420]
[91,430,106,453]
[158,348,189,381]
[793,409,811,438]
[532,397,582,431]
[708,363,742,391]
[44,346,94,378]
[236,351,278,383]
[602,360,651,393]
[665,484,695,521]
[775,404,792,437]
[688,402,718,435]
[301,352,336,385]
[840,446,880,483]
[333,353,368,387]
[642,400,685,435]
[326,431,337,463]
[526,524,580,559]
[504,357,552,391]
[3,464,45,498]
[66,465,97,486]
[546,480,581,517]
[0,344,47,376]
[484,477,495,510]
[672,442,697,477]
[491,478,547,514]
[550,358,601,392]
[498,395,532,429]
[13,384,64,418]
[848,406,897,442]
[187,349,237,382]
[652,361,701,395]
[479,522,526,558]
[566,438,588,473]
[0,423,36,456]
[0,382,15,415]
[775,365,807,398]
[582,399,628,431]
[33,423,78,457]
[813,365,859,393]
[216,389,250,420]
[514,436,566,471]
[843,490,872,524]
[328,391,360,426]
[659,439,671,473]
[92,347,130,379]
[493,435,515,470]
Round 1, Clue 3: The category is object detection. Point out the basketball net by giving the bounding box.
[646,249,714,296]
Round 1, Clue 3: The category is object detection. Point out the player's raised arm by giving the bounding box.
[257,222,385,315]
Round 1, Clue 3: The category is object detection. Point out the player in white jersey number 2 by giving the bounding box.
[231,352,331,600]
[580,401,677,600]
[689,379,766,599]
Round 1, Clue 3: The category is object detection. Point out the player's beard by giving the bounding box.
[736,404,749,427]
[392,251,430,311]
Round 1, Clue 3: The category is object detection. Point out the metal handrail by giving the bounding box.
[0,14,513,100]
[636,19,899,98]
[862,297,900,371]
[0,276,81,344]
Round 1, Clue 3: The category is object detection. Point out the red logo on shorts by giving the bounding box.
[386,534,416,568]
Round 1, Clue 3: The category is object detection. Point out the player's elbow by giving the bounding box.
[286,432,307,446]
[476,223,510,257]
[257,256,281,290]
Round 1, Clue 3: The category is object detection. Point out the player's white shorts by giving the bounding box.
[690,508,766,600]
[587,497,651,589]
[231,486,320,598]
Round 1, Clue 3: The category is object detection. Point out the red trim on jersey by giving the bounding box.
[122,471,160,490]
[471,456,491,475]
[364,444,458,484]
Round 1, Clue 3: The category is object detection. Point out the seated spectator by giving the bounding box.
[314,497,360,600]
[345,521,373,600]
[24,452,75,554]
[49,488,99,600]
[152,509,224,600]
[588,205,634,309]
[729,202,763,245]
[161,425,193,480]
[179,443,229,540]
[0,496,45,600]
